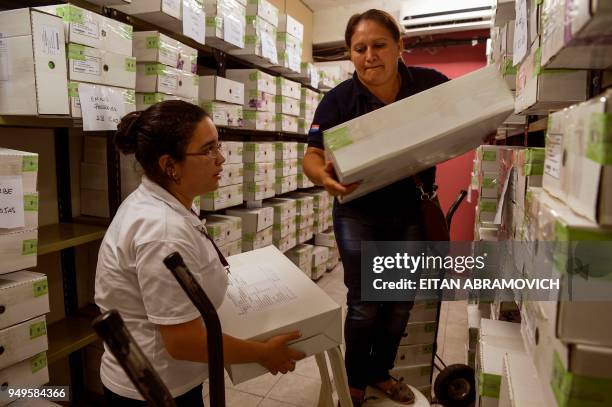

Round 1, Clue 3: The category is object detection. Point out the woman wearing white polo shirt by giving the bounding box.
[95,100,305,406]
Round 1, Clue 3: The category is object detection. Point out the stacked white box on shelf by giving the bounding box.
[274,142,298,195]
[39,5,138,119]
[314,61,353,90]
[274,13,303,74]
[243,143,275,201]
[285,243,314,275]
[0,148,49,404]
[216,142,244,209]
[0,8,70,115]
[299,87,319,134]
[542,91,612,226]
[292,190,329,233]
[206,215,242,256]
[226,69,277,130]
[309,245,328,280]
[274,77,301,132]
[286,62,319,89]
[226,206,273,252]
[284,194,314,243]
[0,149,39,274]
[498,353,548,407]
[515,38,588,115]
[133,31,199,110]
[229,16,278,67]
[296,143,315,188]
[315,229,339,270]
[265,198,297,252]
[540,0,612,69]
[113,0,203,37]
[199,76,245,127]
[205,0,246,50]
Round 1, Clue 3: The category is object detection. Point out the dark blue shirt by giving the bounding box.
[307,62,449,215]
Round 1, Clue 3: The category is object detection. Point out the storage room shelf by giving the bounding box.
[0,116,78,128]
[47,314,98,364]
[38,223,107,256]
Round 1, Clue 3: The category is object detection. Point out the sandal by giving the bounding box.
[373,376,415,405]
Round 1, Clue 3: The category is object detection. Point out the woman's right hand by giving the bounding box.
[259,331,306,375]
[321,162,361,197]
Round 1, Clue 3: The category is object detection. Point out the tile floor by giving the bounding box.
[204,263,468,406]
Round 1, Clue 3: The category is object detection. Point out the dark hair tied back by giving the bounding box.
[115,111,142,155]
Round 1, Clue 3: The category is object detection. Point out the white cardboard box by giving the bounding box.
[218,163,243,187]
[274,114,299,133]
[220,141,244,164]
[243,180,275,201]
[272,216,296,239]
[515,40,588,114]
[133,31,180,67]
[200,101,243,127]
[136,63,181,95]
[242,90,275,112]
[265,198,297,222]
[274,96,300,116]
[273,233,296,253]
[199,75,245,105]
[309,262,325,280]
[206,214,242,245]
[201,184,243,211]
[242,225,273,251]
[70,82,136,118]
[37,4,133,56]
[286,243,313,265]
[0,316,47,370]
[0,8,69,116]
[276,76,301,99]
[226,69,276,96]
[297,173,314,189]
[284,194,313,216]
[274,142,298,160]
[135,92,186,111]
[296,213,314,229]
[278,14,303,42]
[0,271,49,331]
[314,230,335,248]
[67,44,136,89]
[275,175,297,195]
[113,0,183,33]
[324,65,515,203]
[0,352,49,406]
[177,71,199,99]
[296,225,313,244]
[540,0,612,69]
[0,149,38,193]
[498,352,547,407]
[0,228,38,275]
[243,142,275,163]
[312,245,328,267]
[243,162,275,183]
[205,1,246,50]
[275,159,298,177]
[219,245,341,383]
[218,238,242,257]
[226,206,274,233]
[245,0,279,27]
[229,16,278,65]
[243,111,275,131]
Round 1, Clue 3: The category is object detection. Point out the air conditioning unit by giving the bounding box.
[400,0,493,36]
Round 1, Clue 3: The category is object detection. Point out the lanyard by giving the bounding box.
[192,210,231,275]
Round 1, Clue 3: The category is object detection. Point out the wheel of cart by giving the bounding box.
[430,189,475,407]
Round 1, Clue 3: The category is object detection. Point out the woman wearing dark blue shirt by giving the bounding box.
[303,9,448,406]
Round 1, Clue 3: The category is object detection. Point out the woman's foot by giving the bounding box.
[373,377,415,404]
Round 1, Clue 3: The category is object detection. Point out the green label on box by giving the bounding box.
[525,148,545,163]
[22,239,37,255]
[68,82,79,97]
[143,93,164,105]
[124,57,136,72]
[523,162,544,176]
[325,126,352,151]
[206,16,221,28]
[551,350,612,406]
[481,150,497,161]
[30,352,47,374]
[243,111,258,120]
[56,5,84,24]
[244,35,257,45]
[587,113,612,165]
[246,183,260,192]
[22,156,38,172]
[203,191,219,199]
[479,373,501,398]
[248,72,261,81]
[534,47,543,76]
[502,59,517,75]
[125,90,135,105]
[480,201,497,212]
[246,15,258,25]
[33,279,48,298]
[207,226,221,238]
[144,63,165,75]
[120,24,133,40]
[24,194,38,211]
[424,322,436,332]
[482,178,496,189]
[67,43,86,61]
[30,321,47,339]
[243,233,256,243]
[146,36,160,49]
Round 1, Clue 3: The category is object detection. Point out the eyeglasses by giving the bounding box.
[184,143,223,159]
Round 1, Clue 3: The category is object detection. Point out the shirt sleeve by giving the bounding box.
[135,239,207,325]
[307,91,342,150]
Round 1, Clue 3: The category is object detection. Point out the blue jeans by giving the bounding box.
[333,204,422,390]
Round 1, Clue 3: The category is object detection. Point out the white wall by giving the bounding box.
[313,0,404,45]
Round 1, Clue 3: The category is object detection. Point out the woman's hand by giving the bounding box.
[321,162,361,197]
[259,331,306,375]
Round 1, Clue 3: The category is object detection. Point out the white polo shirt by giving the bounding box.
[95,176,229,400]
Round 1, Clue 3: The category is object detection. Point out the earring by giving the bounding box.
[167,168,181,184]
